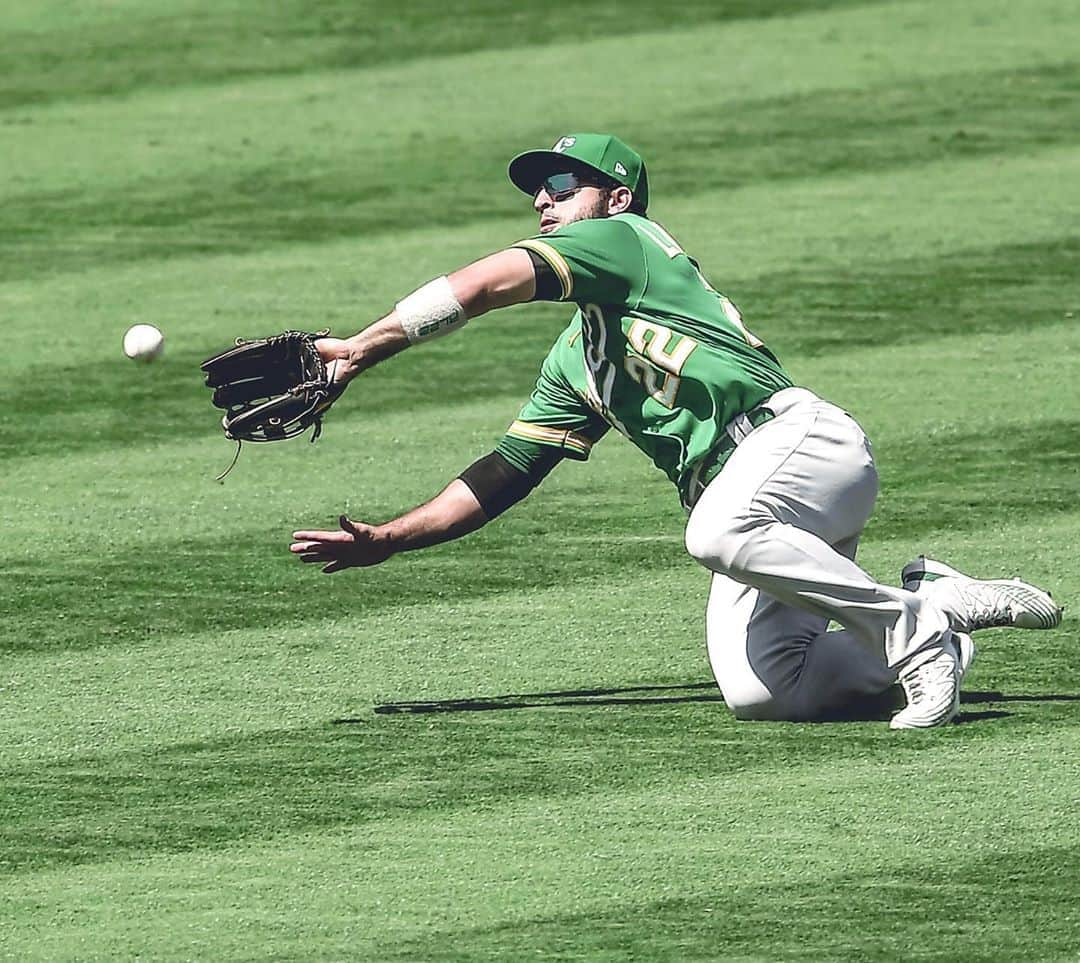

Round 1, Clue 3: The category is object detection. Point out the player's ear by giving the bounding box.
[607,186,634,215]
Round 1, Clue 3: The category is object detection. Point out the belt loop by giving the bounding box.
[725,412,755,445]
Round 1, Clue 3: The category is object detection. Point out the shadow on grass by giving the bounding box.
[364,681,923,723]
[955,710,1012,723]
[961,690,1080,703]
[362,681,724,718]
[951,690,1080,723]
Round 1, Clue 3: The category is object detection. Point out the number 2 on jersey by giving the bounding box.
[624,319,696,408]
[581,306,696,415]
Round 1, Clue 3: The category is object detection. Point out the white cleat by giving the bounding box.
[905,566,985,683]
[901,556,1062,633]
[890,640,962,729]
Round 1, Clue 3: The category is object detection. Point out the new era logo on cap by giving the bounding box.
[614,162,628,176]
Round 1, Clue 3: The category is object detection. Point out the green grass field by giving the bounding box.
[3,0,1079,958]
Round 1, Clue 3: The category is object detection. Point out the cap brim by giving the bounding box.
[508,150,594,196]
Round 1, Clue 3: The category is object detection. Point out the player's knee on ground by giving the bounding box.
[722,684,809,722]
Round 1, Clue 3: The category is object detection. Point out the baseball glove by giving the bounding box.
[201,330,345,477]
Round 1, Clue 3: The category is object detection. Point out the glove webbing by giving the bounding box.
[212,333,336,483]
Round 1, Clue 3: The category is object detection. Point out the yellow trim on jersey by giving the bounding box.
[514,239,574,301]
[506,420,592,457]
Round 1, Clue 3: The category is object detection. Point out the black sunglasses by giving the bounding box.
[535,171,609,202]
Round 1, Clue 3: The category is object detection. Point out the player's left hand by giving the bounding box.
[314,337,356,386]
[290,515,395,573]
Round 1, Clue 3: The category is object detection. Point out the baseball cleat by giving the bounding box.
[901,556,1062,633]
[890,639,962,729]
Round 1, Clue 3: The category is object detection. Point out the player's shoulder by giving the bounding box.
[514,216,648,301]
[534,216,647,276]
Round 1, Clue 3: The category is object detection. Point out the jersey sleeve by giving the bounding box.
[512,217,647,307]
[496,329,610,474]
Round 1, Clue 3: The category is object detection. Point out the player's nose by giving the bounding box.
[533,190,552,213]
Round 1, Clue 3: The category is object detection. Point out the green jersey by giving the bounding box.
[499,213,793,505]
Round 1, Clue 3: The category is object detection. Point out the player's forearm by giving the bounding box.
[376,479,490,555]
[336,250,536,379]
[337,313,410,377]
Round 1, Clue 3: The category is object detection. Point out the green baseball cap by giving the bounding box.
[508,133,649,211]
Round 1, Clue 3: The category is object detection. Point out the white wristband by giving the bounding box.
[395,276,467,343]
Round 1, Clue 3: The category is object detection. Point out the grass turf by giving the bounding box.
[2,0,1079,959]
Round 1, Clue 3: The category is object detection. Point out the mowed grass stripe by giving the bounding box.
[4,140,1078,337]
[380,849,1080,962]
[736,235,1080,358]
[8,851,1079,962]
[6,62,1077,280]
[8,0,1072,196]
[0,0,872,109]
[3,729,1077,960]
[0,522,690,655]
[0,562,704,761]
[4,0,1074,244]
[3,700,1076,874]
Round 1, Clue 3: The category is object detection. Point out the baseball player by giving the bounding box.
[291,133,1061,728]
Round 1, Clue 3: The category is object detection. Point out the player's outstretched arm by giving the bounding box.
[315,248,537,386]
[290,447,556,574]
[290,478,489,574]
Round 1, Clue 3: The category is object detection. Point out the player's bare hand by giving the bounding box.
[314,337,356,385]
[290,515,395,573]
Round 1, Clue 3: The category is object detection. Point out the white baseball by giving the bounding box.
[123,323,165,362]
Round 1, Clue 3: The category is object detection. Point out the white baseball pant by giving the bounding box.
[684,387,953,720]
